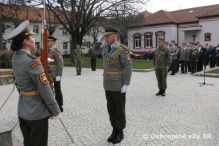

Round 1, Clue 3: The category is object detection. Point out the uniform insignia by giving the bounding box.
[38,72,48,85]
[32,60,42,69]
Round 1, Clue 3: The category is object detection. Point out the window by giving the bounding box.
[35,42,40,50]
[133,33,141,49]
[63,29,68,35]
[144,32,153,48]
[63,42,68,50]
[204,33,211,41]
[33,25,39,34]
[155,31,165,47]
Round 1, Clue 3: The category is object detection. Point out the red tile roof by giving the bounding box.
[129,4,219,28]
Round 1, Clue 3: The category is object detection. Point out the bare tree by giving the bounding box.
[29,0,147,61]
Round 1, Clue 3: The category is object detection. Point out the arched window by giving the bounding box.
[133,33,141,49]
[204,33,211,41]
[144,32,153,48]
[155,31,165,46]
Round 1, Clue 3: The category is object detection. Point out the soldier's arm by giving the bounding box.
[119,46,132,85]
[29,58,60,116]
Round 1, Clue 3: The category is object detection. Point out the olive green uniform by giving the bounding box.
[154,47,172,91]
[102,42,132,130]
[48,45,64,112]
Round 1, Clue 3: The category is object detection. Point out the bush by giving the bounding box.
[0,50,13,69]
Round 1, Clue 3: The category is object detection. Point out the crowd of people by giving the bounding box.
[165,41,219,75]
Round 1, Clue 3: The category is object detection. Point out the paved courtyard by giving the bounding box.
[0,67,219,146]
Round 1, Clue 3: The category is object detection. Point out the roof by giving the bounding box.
[129,4,219,28]
[2,4,58,23]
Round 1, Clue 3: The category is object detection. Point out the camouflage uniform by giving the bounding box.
[154,47,172,93]
[74,47,84,75]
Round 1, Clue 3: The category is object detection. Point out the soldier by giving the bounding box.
[154,38,172,96]
[48,35,64,112]
[190,43,199,74]
[95,26,132,144]
[7,20,60,146]
[179,42,189,73]
[74,44,84,75]
[88,47,97,71]
[169,41,179,75]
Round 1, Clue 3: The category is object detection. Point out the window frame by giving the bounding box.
[204,33,211,41]
[144,32,153,48]
[133,33,142,49]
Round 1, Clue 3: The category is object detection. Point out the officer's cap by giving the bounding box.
[7,20,34,40]
[48,35,57,41]
[104,26,119,36]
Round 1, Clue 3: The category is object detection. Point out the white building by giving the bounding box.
[127,4,219,54]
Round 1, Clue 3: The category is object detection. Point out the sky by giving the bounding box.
[143,0,219,13]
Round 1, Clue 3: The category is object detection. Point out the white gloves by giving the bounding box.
[121,85,129,93]
[56,76,61,81]
[97,35,104,42]
[51,114,60,120]
[48,58,55,63]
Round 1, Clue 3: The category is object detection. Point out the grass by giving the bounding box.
[206,69,219,74]
[64,57,154,69]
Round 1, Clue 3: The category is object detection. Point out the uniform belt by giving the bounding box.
[20,90,39,96]
[104,70,124,75]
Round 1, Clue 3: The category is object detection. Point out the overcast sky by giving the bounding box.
[143,0,219,12]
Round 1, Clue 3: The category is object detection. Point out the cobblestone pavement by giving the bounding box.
[0,67,219,146]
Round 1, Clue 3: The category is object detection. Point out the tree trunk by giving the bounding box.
[0,12,3,53]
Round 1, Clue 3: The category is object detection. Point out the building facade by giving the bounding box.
[128,4,219,53]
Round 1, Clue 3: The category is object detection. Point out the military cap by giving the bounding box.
[7,20,34,40]
[48,35,57,41]
[104,26,119,36]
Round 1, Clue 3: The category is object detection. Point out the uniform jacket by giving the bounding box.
[169,46,179,60]
[179,47,189,61]
[74,48,84,63]
[154,47,172,68]
[12,49,60,120]
[48,46,64,78]
[102,42,132,91]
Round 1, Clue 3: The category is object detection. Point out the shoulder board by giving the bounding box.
[27,54,37,59]
[31,59,42,69]
[119,44,127,49]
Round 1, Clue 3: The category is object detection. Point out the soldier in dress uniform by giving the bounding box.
[169,41,179,75]
[154,38,172,96]
[74,44,84,75]
[48,35,64,112]
[7,20,60,146]
[95,26,132,144]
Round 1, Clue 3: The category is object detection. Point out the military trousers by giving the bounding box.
[155,67,168,91]
[76,61,82,74]
[19,117,48,146]
[53,79,63,112]
[90,58,96,71]
[105,91,126,130]
[181,61,188,73]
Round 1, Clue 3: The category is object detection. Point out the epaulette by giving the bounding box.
[27,54,37,59]
[119,44,133,55]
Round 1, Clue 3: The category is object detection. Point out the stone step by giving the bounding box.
[0,69,13,76]
[0,75,14,85]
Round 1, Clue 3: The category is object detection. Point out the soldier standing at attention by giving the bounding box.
[96,26,132,144]
[154,38,172,96]
[88,47,97,71]
[74,44,84,75]
[48,35,64,112]
[7,20,60,146]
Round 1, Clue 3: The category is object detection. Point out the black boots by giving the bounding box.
[156,90,166,96]
[156,90,162,96]
[108,128,124,144]
[107,128,116,142]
